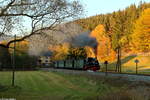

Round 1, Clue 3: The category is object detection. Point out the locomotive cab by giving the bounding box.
[83,57,100,71]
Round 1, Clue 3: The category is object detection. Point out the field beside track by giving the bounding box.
[0,71,150,100]
[100,55,150,74]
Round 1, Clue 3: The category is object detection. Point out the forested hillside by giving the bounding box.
[75,2,150,54]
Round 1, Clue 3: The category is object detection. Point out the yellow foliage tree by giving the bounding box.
[89,24,116,62]
[132,8,150,52]
[0,40,29,55]
[9,40,29,55]
[49,43,70,60]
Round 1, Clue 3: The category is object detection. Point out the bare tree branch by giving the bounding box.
[0,0,83,48]
[1,0,15,14]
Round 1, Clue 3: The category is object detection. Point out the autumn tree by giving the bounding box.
[132,8,150,52]
[67,47,87,59]
[0,0,83,48]
[50,43,70,60]
[90,24,116,62]
[9,40,29,55]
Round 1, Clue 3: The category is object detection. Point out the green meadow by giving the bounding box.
[0,71,149,100]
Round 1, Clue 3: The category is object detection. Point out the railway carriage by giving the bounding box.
[54,57,100,71]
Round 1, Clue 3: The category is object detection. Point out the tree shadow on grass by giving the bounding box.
[0,85,9,92]
[0,84,22,93]
[121,55,137,64]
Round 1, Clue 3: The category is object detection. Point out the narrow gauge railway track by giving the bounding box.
[41,68,150,83]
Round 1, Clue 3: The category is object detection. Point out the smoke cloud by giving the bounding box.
[27,23,98,56]
[28,23,83,56]
[64,31,98,48]
[28,34,52,56]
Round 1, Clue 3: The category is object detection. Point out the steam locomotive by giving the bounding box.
[54,57,100,71]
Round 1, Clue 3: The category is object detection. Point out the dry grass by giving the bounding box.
[96,86,150,100]
[66,72,150,100]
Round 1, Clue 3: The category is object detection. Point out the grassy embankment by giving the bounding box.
[0,71,150,100]
[100,55,150,74]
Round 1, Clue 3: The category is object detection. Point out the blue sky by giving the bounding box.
[81,0,150,17]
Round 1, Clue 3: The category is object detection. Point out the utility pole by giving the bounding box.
[116,48,119,72]
[119,47,122,73]
[104,61,108,76]
[116,47,122,73]
[12,35,16,86]
[134,59,139,74]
